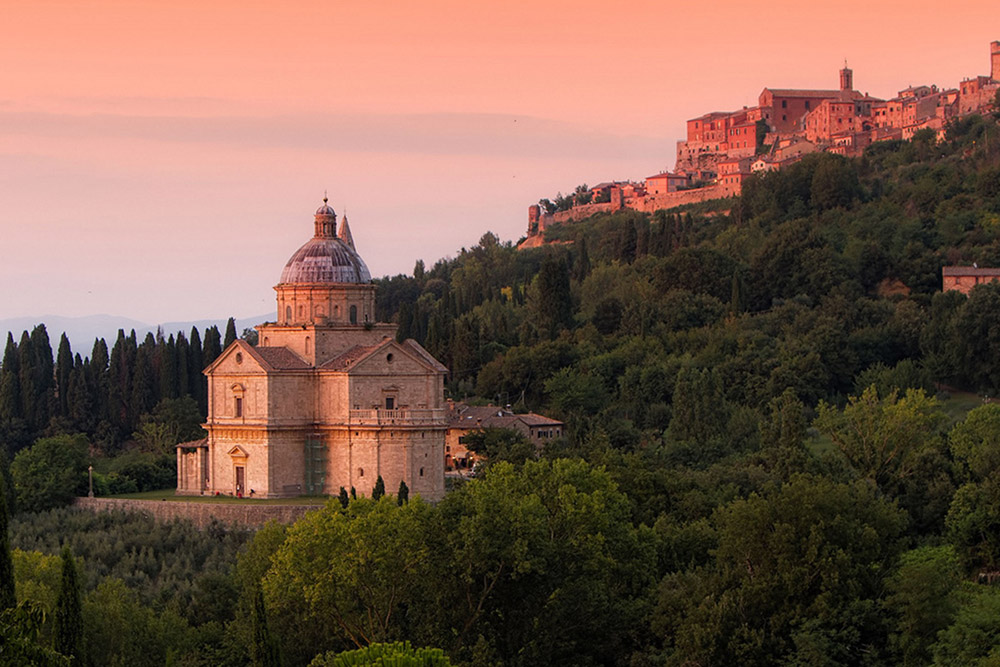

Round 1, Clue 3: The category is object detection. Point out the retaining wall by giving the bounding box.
[73,497,324,529]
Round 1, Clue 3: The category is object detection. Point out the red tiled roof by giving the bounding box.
[254,346,310,370]
[319,344,378,371]
[942,266,1000,277]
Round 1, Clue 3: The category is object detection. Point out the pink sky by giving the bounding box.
[0,0,997,324]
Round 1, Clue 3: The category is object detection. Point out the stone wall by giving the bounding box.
[73,497,323,529]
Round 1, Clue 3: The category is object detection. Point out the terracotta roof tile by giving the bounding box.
[254,346,310,370]
[319,344,378,371]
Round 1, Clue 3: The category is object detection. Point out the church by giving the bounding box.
[176,199,448,500]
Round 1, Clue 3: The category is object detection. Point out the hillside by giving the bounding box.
[5,113,1000,666]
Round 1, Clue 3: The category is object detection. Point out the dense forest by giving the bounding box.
[3,113,1000,665]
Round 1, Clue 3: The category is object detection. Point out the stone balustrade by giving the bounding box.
[348,408,445,426]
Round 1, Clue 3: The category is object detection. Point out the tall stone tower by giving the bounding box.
[840,62,853,92]
[992,41,1000,82]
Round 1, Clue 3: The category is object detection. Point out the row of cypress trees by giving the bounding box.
[0,318,239,457]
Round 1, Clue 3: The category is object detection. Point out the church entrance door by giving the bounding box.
[235,466,245,496]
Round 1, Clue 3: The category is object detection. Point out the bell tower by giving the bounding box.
[991,41,1000,82]
[840,61,853,92]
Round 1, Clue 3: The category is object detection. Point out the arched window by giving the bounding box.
[285,306,291,323]
[350,305,358,324]
[305,336,312,355]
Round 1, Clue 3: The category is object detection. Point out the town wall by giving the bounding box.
[73,496,323,529]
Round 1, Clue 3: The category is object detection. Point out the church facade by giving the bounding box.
[176,200,448,500]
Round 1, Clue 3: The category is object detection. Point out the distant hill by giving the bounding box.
[1,312,275,354]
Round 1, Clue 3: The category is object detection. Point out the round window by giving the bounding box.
[235,353,243,364]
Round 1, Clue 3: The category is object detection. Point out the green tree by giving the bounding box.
[132,397,206,455]
[264,498,434,663]
[250,586,280,667]
[372,476,385,500]
[224,317,238,348]
[0,600,70,666]
[949,403,1000,483]
[0,471,14,611]
[931,584,1000,666]
[436,459,656,665]
[656,475,907,665]
[338,486,350,509]
[527,254,572,339]
[10,435,88,512]
[884,545,963,667]
[461,428,537,469]
[814,386,946,490]
[309,641,451,667]
[397,480,409,505]
[54,547,82,665]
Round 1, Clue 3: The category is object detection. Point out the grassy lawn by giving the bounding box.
[105,489,328,505]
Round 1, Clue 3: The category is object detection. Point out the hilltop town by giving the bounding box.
[520,40,1000,247]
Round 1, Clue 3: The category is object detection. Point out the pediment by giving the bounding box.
[204,340,270,376]
[348,340,437,375]
[227,445,249,459]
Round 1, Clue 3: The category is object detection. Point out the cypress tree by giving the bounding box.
[396,301,414,343]
[67,358,95,434]
[249,586,280,667]
[397,480,409,505]
[224,317,238,348]
[0,333,21,421]
[372,475,385,500]
[573,237,591,281]
[54,546,83,665]
[731,270,747,315]
[636,217,650,259]
[533,254,573,338]
[159,334,178,400]
[203,326,222,367]
[130,345,156,420]
[0,467,15,611]
[338,486,349,509]
[176,332,190,399]
[350,486,357,500]
[55,334,73,417]
[107,331,130,437]
[16,331,34,429]
[188,327,206,415]
[619,221,637,263]
[89,338,110,425]
[29,326,54,428]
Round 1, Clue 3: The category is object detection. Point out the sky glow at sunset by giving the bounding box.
[1,0,997,326]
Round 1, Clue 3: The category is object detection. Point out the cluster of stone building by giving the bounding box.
[520,41,999,246]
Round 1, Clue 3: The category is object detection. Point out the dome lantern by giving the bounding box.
[314,196,337,238]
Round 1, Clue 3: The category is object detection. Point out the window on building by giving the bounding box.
[235,397,243,418]
[285,306,291,322]
[781,100,787,108]
[350,305,358,324]
[805,101,811,110]
[359,468,364,477]
[385,396,395,410]
[419,467,424,477]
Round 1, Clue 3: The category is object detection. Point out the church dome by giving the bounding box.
[279,238,372,284]
[278,199,372,284]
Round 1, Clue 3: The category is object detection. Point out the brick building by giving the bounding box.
[942,266,1000,295]
[445,402,564,471]
[177,200,448,500]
